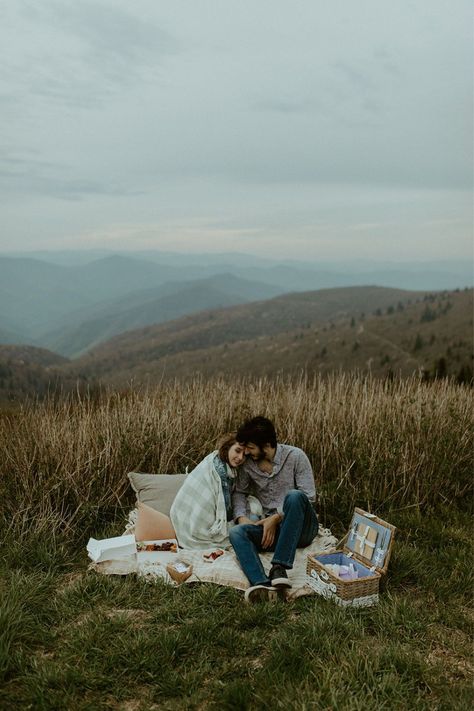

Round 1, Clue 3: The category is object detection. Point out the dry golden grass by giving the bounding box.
[0,373,472,543]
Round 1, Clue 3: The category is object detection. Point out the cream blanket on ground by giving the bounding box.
[89,510,338,600]
[169,451,231,550]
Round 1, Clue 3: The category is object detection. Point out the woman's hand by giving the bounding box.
[257,514,281,549]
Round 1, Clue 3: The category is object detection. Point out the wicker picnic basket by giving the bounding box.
[306,508,396,608]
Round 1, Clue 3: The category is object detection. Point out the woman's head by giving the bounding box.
[217,432,246,468]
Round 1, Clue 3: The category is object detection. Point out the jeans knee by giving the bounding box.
[229,523,251,544]
[229,525,241,545]
[284,489,306,505]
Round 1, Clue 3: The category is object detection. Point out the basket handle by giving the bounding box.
[308,568,338,597]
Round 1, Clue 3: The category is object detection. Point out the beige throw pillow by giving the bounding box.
[127,472,187,516]
[134,502,176,541]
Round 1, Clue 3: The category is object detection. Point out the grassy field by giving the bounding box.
[0,375,473,709]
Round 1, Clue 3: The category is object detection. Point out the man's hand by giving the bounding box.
[256,514,281,549]
[237,516,256,526]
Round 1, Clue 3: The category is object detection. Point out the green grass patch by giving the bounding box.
[0,509,472,710]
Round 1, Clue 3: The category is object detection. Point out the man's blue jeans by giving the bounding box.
[229,490,319,586]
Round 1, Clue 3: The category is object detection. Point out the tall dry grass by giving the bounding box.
[0,374,472,543]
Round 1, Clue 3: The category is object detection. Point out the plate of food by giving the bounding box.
[202,548,225,563]
[136,539,178,553]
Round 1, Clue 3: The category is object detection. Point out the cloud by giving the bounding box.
[0,148,146,201]
[331,59,377,92]
[74,220,266,253]
[41,0,174,59]
[2,0,179,109]
[0,1,472,256]
[372,47,402,78]
[252,97,314,114]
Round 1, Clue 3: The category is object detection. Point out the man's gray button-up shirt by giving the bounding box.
[232,443,316,520]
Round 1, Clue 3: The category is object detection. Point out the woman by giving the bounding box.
[169,433,246,550]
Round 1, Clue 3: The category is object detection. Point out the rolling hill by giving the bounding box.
[0,326,26,345]
[35,274,282,357]
[67,286,473,385]
[2,252,471,347]
[0,345,82,402]
[0,255,195,339]
[1,286,472,400]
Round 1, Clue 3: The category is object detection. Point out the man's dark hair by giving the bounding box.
[236,416,277,449]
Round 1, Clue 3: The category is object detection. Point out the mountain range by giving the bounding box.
[1,252,472,357]
[0,248,472,401]
[0,285,472,400]
[69,285,472,385]
[34,274,282,357]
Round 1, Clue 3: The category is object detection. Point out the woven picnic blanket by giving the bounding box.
[90,511,338,600]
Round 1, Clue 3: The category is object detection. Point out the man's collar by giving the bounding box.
[272,444,282,464]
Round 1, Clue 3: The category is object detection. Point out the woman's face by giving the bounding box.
[227,442,246,467]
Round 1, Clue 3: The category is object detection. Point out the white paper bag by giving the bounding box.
[87,534,136,563]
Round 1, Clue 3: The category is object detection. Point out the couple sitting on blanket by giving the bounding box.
[170,416,318,603]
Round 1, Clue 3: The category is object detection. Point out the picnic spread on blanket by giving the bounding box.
[87,472,395,604]
[88,527,338,600]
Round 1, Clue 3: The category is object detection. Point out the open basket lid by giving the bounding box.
[343,508,396,575]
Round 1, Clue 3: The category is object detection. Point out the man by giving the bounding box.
[230,416,318,602]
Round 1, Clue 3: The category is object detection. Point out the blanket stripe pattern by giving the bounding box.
[170,452,230,550]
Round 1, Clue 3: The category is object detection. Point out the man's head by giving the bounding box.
[236,416,277,461]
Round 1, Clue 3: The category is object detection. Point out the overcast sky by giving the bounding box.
[1,0,472,261]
